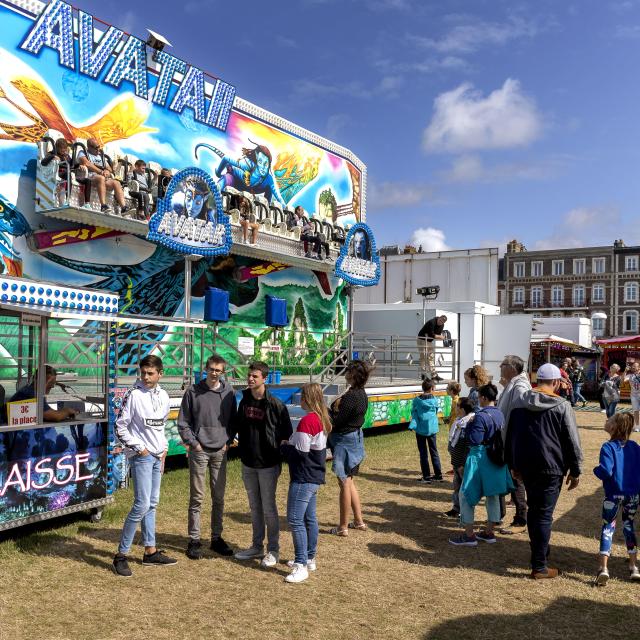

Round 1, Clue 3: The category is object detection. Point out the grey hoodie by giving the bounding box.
[497,372,532,441]
[507,389,583,478]
[177,379,237,450]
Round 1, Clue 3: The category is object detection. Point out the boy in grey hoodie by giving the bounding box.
[178,354,237,559]
[113,355,176,577]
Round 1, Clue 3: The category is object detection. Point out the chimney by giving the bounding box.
[506,239,526,254]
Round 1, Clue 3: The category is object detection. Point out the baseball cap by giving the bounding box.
[537,363,561,380]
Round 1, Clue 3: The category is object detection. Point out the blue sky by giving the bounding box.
[71,0,640,254]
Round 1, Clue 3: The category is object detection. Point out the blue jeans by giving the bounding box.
[242,464,281,553]
[287,482,320,564]
[523,474,563,572]
[600,495,639,556]
[416,433,442,479]
[572,383,586,405]
[606,401,619,418]
[118,453,162,554]
[459,491,501,526]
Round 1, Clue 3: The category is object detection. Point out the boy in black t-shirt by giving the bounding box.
[233,361,292,568]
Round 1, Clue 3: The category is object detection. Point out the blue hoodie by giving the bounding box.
[593,439,640,497]
[409,394,440,436]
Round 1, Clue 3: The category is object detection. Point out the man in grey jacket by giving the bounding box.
[178,354,237,560]
[497,354,532,529]
[507,363,583,580]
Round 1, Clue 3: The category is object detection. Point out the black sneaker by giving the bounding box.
[112,554,132,577]
[100,204,111,213]
[443,509,460,518]
[417,477,432,484]
[210,537,233,556]
[509,518,527,528]
[432,476,445,482]
[142,550,178,566]
[186,539,203,560]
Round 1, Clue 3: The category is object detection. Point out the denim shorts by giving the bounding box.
[328,430,365,480]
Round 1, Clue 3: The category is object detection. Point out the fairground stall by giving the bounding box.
[0,274,205,530]
[596,335,640,400]
[0,0,396,478]
[529,334,599,392]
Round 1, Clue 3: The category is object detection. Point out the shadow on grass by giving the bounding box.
[422,597,640,639]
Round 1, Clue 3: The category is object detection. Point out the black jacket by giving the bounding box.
[506,390,583,478]
[235,388,293,468]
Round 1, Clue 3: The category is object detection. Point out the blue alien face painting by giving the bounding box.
[255,151,270,178]
[184,187,205,218]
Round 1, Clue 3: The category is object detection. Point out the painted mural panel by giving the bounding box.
[0,1,362,368]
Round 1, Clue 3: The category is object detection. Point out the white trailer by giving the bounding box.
[354,300,532,393]
[354,247,499,306]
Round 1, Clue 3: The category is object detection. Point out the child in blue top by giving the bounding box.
[593,413,640,586]
[410,378,442,483]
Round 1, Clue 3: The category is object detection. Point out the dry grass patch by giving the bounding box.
[1,412,640,640]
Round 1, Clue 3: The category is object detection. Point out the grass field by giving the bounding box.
[1,410,640,640]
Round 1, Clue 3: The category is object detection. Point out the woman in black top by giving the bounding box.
[328,360,370,536]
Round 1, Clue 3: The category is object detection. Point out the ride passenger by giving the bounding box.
[130,159,152,220]
[239,196,259,245]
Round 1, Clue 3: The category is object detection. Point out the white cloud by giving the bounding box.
[326,114,350,139]
[409,15,538,54]
[441,153,570,183]
[410,227,450,252]
[293,75,404,101]
[533,206,620,250]
[116,133,180,165]
[368,181,436,210]
[423,79,542,153]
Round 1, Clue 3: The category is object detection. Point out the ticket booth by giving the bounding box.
[0,276,119,531]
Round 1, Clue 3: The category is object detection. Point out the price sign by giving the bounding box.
[7,399,37,427]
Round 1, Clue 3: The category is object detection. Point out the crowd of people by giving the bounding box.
[111,350,640,586]
[112,356,370,584]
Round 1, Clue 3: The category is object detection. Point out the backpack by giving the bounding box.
[482,411,505,466]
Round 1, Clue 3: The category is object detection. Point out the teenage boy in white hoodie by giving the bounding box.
[112,355,176,577]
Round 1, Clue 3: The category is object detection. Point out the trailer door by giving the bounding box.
[482,315,533,388]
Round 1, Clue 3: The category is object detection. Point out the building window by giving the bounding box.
[624,310,639,333]
[572,312,585,318]
[626,256,639,272]
[531,261,543,277]
[532,313,542,319]
[593,257,606,274]
[514,262,525,278]
[625,282,639,303]
[592,317,605,336]
[551,312,563,318]
[552,285,564,305]
[531,287,542,307]
[573,259,585,275]
[573,285,585,306]
[552,260,564,276]
[513,287,525,305]
[592,283,605,303]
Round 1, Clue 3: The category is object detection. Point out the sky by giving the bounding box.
[70,0,640,255]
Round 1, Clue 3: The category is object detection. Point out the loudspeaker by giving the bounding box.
[204,287,230,322]
[265,295,288,327]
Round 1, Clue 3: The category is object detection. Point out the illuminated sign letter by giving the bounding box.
[20,0,75,70]
[152,50,186,107]
[205,79,236,131]
[104,35,148,98]
[169,66,207,123]
[78,11,123,79]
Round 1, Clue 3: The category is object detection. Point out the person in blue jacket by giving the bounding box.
[593,412,640,586]
[449,383,514,547]
[409,378,442,483]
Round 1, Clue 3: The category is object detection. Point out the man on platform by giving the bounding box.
[417,315,447,382]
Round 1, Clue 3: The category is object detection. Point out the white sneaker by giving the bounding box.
[285,563,309,583]
[260,551,279,568]
[634,428,640,433]
[234,547,263,560]
[630,566,640,581]
[600,410,607,414]
[287,558,317,571]
[595,569,609,586]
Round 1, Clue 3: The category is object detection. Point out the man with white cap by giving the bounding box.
[506,363,583,580]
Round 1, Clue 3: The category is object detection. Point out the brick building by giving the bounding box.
[501,239,639,338]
